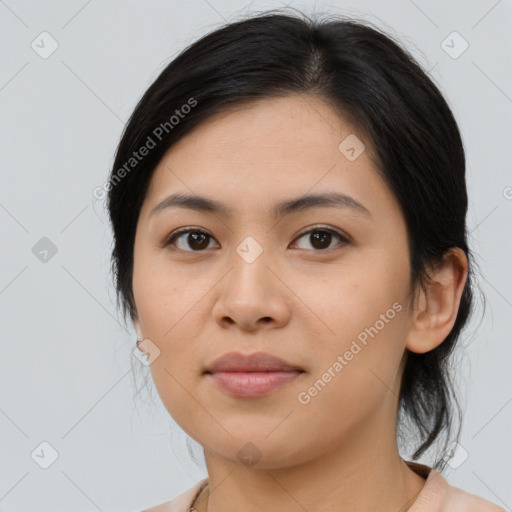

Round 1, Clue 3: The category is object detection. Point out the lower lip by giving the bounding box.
[206,371,303,397]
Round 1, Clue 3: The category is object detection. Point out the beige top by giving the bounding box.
[142,460,506,512]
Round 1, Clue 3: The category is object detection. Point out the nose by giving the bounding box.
[212,247,292,333]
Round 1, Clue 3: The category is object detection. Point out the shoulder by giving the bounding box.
[404,462,504,512]
[443,483,506,511]
[140,479,208,512]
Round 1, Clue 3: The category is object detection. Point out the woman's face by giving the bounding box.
[132,94,415,468]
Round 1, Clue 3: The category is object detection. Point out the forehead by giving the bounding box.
[141,95,398,221]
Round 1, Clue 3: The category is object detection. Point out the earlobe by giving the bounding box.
[405,248,469,355]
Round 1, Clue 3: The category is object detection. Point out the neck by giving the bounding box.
[194,410,427,512]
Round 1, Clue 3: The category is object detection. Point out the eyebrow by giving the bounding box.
[149,191,371,219]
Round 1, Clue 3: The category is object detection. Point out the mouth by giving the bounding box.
[203,351,305,397]
[205,370,304,397]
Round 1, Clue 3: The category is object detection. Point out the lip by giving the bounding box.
[205,351,303,373]
[204,352,304,398]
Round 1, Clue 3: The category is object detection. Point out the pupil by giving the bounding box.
[189,232,209,250]
[311,231,331,249]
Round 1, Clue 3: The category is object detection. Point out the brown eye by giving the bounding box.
[163,226,348,253]
[165,229,219,251]
[292,227,349,252]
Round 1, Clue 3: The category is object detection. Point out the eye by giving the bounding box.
[163,228,219,252]
[291,226,349,252]
[162,225,349,253]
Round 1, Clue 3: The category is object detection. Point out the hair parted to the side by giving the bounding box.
[106,7,483,469]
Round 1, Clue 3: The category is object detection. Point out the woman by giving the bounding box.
[106,9,504,512]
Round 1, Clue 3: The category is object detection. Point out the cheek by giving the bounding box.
[133,263,207,429]
[301,250,409,389]
[302,257,407,341]
[133,252,201,334]
[132,257,201,390]
[293,301,408,444]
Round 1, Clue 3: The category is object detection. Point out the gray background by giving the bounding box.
[0,0,511,510]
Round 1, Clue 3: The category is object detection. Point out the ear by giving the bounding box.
[405,247,469,354]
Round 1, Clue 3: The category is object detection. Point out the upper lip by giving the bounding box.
[204,351,304,373]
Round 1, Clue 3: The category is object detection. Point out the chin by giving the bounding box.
[201,431,310,470]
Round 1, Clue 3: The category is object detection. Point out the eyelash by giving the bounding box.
[162,225,350,253]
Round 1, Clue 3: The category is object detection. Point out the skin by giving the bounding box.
[132,94,468,512]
